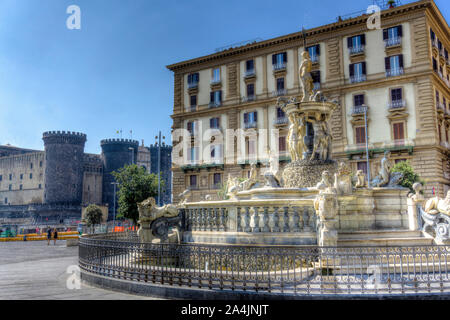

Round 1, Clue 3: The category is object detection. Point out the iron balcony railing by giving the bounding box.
[188,82,199,89]
[241,95,256,103]
[349,45,365,55]
[272,89,287,97]
[384,37,402,48]
[208,101,222,108]
[386,68,404,77]
[187,105,197,112]
[352,105,368,115]
[272,62,286,71]
[210,77,221,85]
[244,122,258,129]
[244,69,256,78]
[349,74,366,84]
[79,234,450,297]
[273,117,288,125]
[388,100,406,110]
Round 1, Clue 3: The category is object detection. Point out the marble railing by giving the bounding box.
[184,200,316,234]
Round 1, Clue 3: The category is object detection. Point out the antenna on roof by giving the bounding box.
[215,38,264,53]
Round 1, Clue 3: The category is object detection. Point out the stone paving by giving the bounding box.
[0,240,162,300]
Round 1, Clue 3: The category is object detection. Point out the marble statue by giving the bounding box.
[307,113,332,161]
[299,51,313,102]
[355,170,367,188]
[137,197,181,243]
[424,190,450,217]
[263,150,282,188]
[316,170,336,194]
[408,182,425,203]
[334,162,352,195]
[371,151,393,187]
[286,113,307,162]
[239,163,258,191]
[178,189,191,207]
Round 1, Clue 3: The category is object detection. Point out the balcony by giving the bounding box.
[208,101,222,108]
[437,102,446,113]
[244,69,256,78]
[349,74,366,84]
[188,185,199,191]
[388,100,406,110]
[244,122,258,129]
[441,141,450,150]
[241,95,256,103]
[187,82,199,90]
[349,45,365,56]
[210,78,221,86]
[271,89,287,97]
[313,82,321,91]
[273,117,288,126]
[386,68,404,77]
[272,62,286,71]
[187,105,197,112]
[310,54,319,63]
[384,37,402,48]
[352,105,368,115]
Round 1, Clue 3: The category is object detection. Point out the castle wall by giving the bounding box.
[0,152,45,205]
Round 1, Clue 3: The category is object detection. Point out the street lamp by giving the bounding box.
[363,105,371,184]
[128,147,135,165]
[111,182,119,232]
[155,132,166,206]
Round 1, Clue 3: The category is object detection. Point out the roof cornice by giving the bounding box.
[166,0,433,72]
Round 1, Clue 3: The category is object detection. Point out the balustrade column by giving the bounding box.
[252,207,260,233]
[283,207,290,232]
[272,207,280,232]
[236,207,242,232]
[220,208,227,231]
[244,207,251,232]
[292,207,300,232]
[303,208,311,231]
[262,207,270,232]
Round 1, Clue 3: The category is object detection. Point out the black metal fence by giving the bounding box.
[79,233,450,296]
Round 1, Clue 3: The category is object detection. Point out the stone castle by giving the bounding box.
[0,131,172,225]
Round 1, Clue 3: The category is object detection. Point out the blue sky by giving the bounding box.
[0,0,448,154]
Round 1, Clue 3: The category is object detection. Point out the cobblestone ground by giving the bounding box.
[0,240,162,300]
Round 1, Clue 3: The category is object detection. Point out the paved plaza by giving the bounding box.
[0,240,161,300]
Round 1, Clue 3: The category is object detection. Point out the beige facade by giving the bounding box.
[168,0,450,203]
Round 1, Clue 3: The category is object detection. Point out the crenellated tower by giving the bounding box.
[100,139,139,214]
[42,131,87,205]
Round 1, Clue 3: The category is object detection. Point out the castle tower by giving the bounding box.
[42,131,87,204]
[100,139,139,214]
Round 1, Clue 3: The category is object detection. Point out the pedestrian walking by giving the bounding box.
[47,228,52,245]
[53,228,58,245]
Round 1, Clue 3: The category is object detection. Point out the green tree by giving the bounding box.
[391,160,425,192]
[112,164,161,225]
[85,204,103,233]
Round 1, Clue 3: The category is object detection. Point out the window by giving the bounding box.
[311,70,321,88]
[393,122,405,141]
[19,185,23,190]
[438,124,442,143]
[9,174,12,181]
[355,127,366,144]
[246,139,257,157]
[30,163,33,169]
[210,145,222,160]
[391,88,403,102]
[213,173,222,187]
[276,107,286,119]
[347,35,366,54]
[187,73,199,88]
[276,78,285,90]
[357,162,368,176]
[279,136,287,152]
[354,94,365,106]
[210,117,220,129]
[4,198,7,204]
[383,26,403,46]
[188,147,199,163]
[246,83,255,98]
[187,121,196,135]
[307,45,320,62]
[0,175,2,182]
[272,52,287,69]
[244,112,258,125]
[39,161,43,167]
[433,58,438,71]
[39,184,42,189]
[20,174,23,180]
[246,60,254,72]
[189,175,197,188]
[436,90,440,103]
[190,95,197,108]
[430,28,435,41]
[9,185,12,191]
[385,55,404,77]
[29,173,33,179]
[209,90,222,107]
[212,68,220,83]
[349,62,366,83]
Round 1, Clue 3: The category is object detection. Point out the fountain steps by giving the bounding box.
[337,230,434,247]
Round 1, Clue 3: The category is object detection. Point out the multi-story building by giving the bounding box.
[167,0,450,202]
